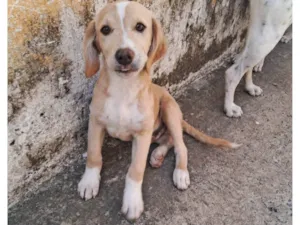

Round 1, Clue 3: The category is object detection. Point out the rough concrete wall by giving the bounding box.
[8,0,249,207]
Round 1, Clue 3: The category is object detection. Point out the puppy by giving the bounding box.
[78,1,239,220]
[224,0,292,117]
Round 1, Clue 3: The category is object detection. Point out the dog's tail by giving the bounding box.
[182,120,241,149]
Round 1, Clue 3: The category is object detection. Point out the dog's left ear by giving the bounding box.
[146,17,167,72]
[83,20,101,78]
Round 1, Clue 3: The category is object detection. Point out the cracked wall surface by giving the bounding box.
[8,0,249,207]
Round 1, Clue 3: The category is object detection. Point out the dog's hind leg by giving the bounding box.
[253,57,265,72]
[150,133,173,168]
[253,25,292,73]
[161,93,190,190]
[281,25,292,43]
[245,69,263,96]
[255,25,292,73]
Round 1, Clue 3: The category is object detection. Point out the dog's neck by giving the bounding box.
[102,66,152,100]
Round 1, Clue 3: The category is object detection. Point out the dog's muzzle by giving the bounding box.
[115,48,139,73]
[115,48,134,65]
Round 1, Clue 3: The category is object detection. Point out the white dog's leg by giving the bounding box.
[245,69,263,96]
[224,63,244,117]
[253,57,265,72]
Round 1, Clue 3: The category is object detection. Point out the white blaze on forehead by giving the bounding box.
[116,2,135,49]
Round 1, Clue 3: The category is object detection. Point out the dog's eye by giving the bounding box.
[101,25,111,35]
[135,22,146,32]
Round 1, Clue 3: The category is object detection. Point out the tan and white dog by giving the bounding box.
[78,1,239,220]
[224,0,292,117]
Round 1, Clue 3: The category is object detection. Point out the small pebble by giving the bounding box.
[255,121,260,125]
[76,212,80,216]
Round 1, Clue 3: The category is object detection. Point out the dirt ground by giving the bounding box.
[8,41,292,225]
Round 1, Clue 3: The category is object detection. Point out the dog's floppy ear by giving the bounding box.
[146,17,167,72]
[83,20,101,78]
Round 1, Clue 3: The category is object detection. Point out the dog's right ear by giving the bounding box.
[146,18,167,72]
[83,20,100,78]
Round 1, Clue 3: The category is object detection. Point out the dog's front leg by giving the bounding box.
[122,132,152,221]
[224,64,244,117]
[78,115,105,200]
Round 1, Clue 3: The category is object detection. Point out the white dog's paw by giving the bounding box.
[224,103,243,118]
[253,61,264,72]
[281,35,292,43]
[173,169,190,190]
[122,176,144,221]
[245,84,263,96]
[78,167,101,200]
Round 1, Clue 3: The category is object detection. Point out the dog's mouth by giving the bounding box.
[115,65,139,74]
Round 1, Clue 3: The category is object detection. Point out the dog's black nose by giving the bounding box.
[115,48,134,65]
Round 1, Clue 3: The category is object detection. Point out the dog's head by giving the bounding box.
[83,1,167,78]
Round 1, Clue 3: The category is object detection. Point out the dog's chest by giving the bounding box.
[100,90,145,140]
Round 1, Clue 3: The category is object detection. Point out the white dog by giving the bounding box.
[224,0,292,117]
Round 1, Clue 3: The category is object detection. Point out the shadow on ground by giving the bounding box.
[8,42,292,225]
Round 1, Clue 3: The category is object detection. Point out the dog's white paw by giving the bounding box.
[173,169,190,190]
[245,84,263,96]
[122,176,144,221]
[78,167,100,200]
[281,35,292,43]
[224,103,243,118]
[253,61,264,72]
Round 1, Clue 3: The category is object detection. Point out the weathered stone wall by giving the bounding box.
[8,0,249,206]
